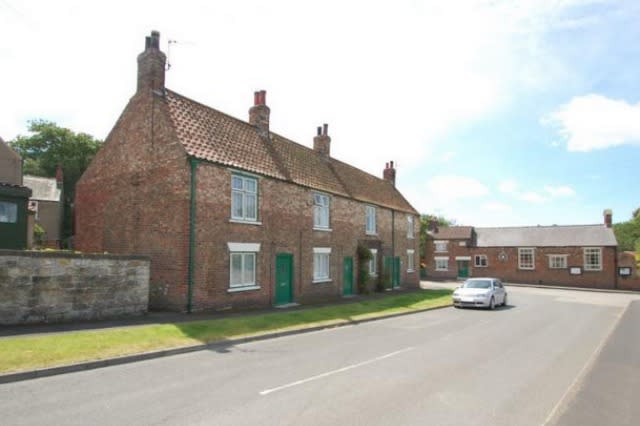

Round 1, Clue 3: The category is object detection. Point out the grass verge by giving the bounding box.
[0,289,452,374]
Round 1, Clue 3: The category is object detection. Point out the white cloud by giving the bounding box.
[498,180,518,194]
[518,192,547,204]
[546,94,640,152]
[544,185,576,197]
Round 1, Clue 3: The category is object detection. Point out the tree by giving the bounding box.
[10,120,102,243]
[419,213,455,261]
[613,208,640,252]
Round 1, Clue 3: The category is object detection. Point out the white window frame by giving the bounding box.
[369,249,378,276]
[227,242,261,292]
[313,247,332,283]
[434,240,448,253]
[231,174,258,223]
[583,247,602,271]
[0,201,18,223]
[518,248,535,270]
[474,254,488,267]
[435,256,449,271]
[313,192,331,230]
[365,205,377,235]
[407,215,415,239]
[548,254,568,269]
[407,249,415,272]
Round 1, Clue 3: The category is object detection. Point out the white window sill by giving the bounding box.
[227,285,261,293]
[407,236,415,240]
[518,268,535,270]
[313,227,332,232]
[584,268,602,272]
[435,269,448,272]
[365,232,378,237]
[312,278,332,284]
[407,269,415,273]
[370,273,378,277]
[229,219,262,226]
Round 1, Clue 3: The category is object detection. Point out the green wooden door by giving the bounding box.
[393,257,401,288]
[457,260,469,278]
[275,253,293,305]
[343,257,354,296]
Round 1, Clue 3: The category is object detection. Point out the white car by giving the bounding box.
[452,278,507,309]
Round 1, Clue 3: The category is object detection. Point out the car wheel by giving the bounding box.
[502,294,508,307]
[489,297,495,310]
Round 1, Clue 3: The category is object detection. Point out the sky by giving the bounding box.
[1,0,639,227]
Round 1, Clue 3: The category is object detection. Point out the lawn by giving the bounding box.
[0,289,452,374]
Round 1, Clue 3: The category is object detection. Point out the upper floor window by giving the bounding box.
[0,201,18,223]
[584,248,602,271]
[365,205,376,235]
[407,215,415,239]
[434,240,448,253]
[548,255,568,269]
[518,248,535,270]
[313,193,330,229]
[474,255,488,267]
[231,174,257,222]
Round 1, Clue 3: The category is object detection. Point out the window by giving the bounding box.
[231,174,257,222]
[313,193,330,229]
[227,243,261,291]
[474,255,488,267]
[584,248,602,271]
[434,240,448,253]
[313,247,331,282]
[518,248,535,270]
[435,257,449,271]
[365,205,376,235]
[407,216,415,239]
[369,249,378,276]
[0,201,18,223]
[407,250,415,272]
[548,255,568,269]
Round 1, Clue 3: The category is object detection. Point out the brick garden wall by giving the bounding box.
[0,250,149,325]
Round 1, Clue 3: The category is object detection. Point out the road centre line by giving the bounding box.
[259,347,415,396]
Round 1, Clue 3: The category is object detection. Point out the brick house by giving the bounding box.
[75,31,420,312]
[0,136,32,250]
[425,210,629,289]
[23,166,64,248]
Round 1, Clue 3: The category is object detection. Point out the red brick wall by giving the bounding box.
[617,252,640,290]
[424,238,472,280]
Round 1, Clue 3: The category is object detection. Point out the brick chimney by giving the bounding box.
[603,209,612,228]
[137,30,166,93]
[249,90,270,138]
[313,123,331,157]
[55,164,63,189]
[383,161,396,186]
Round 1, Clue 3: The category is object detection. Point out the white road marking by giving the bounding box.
[259,347,414,396]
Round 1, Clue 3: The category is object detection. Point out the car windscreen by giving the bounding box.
[463,280,491,289]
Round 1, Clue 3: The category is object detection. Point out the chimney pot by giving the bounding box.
[313,123,331,157]
[317,126,322,136]
[249,90,270,137]
[137,30,166,93]
[383,160,396,186]
[603,209,613,228]
[323,123,328,136]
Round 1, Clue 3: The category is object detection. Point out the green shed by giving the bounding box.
[0,183,32,250]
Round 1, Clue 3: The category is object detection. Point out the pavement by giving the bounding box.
[1,280,637,385]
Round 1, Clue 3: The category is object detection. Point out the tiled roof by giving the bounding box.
[431,226,474,240]
[164,90,417,214]
[23,176,61,202]
[475,225,617,247]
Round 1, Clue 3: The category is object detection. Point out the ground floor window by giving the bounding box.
[518,248,535,270]
[369,249,378,276]
[313,247,331,282]
[0,201,18,223]
[474,254,488,267]
[435,257,449,271]
[583,247,602,271]
[228,242,260,290]
[548,255,568,269]
[407,249,415,272]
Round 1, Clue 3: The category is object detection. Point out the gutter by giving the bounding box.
[187,157,199,313]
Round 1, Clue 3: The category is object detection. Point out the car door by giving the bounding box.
[493,280,505,304]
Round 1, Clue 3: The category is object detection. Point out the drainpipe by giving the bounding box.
[391,209,396,289]
[187,157,199,313]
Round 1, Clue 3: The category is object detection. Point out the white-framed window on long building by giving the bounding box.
[228,243,261,291]
[231,174,258,222]
[313,247,331,283]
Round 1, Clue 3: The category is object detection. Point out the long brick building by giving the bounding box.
[75,31,420,312]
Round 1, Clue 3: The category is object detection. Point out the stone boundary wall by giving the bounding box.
[0,250,150,325]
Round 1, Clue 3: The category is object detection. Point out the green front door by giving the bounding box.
[343,257,354,296]
[275,253,293,305]
[393,257,401,288]
[457,260,469,278]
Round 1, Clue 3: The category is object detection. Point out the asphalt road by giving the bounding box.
[1,285,639,426]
